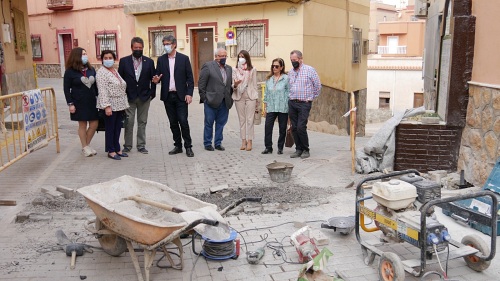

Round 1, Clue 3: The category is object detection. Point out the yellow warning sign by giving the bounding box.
[376,213,398,230]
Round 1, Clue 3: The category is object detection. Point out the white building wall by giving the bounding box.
[367,57,424,112]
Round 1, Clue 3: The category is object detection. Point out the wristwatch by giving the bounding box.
[67,103,74,106]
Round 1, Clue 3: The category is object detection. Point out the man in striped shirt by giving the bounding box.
[288,50,321,159]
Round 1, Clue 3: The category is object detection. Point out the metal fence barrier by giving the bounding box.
[0,87,60,172]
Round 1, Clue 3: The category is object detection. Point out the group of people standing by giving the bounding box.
[63,35,321,160]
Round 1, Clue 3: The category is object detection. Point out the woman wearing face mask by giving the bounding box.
[232,50,259,151]
[63,47,99,157]
[96,50,129,160]
[262,58,289,155]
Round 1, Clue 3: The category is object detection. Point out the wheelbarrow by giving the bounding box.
[78,175,261,281]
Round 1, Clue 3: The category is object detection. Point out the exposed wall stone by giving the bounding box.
[308,85,366,136]
[36,64,61,78]
[459,84,500,186]
[2,69,36,94]
[484,131,498,161]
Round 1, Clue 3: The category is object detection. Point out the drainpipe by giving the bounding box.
[392,68,396,115]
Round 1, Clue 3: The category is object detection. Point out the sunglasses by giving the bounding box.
[272,65,280,68]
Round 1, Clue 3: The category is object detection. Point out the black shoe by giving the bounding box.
[186,148,194,157]
[205,145,214,151]
[137,147,149,154]
[215,145,225,151]
[117,152,128,157]
[168,147,183,155]
[122,147,131,153]
[290,150,303,158]
[277,149,283,155]
[261,148,273,154]
[108,153,121,160]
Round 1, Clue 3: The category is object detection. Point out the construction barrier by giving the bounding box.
[0,87,60,173]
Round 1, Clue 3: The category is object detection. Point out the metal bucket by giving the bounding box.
[266,161,294,183]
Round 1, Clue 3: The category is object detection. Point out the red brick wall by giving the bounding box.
[394,124,462,172]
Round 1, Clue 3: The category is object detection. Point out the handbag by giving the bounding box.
[285,126,294,148]
[96,110,106,132]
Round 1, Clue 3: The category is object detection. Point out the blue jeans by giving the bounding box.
[203,101,229,147]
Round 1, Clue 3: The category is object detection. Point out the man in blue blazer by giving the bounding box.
[154,35,195,157]
[118,37,156,154]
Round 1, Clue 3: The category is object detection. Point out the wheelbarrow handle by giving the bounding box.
[127,195,187,213]
[220,197,263,215]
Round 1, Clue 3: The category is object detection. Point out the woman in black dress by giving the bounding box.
[63,47,99,157]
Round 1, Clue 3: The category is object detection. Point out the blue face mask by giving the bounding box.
[219,58,227,65]
[81,55,88,65]
[103,59,114,68]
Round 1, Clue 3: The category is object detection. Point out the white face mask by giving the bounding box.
[238,57,246,65]
[164,45,172,54]
[103,59,114,68]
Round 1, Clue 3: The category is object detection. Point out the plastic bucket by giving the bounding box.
[266,161,294,183]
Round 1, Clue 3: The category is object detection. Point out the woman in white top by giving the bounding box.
[96,50,129,160]
[232,50,259,151]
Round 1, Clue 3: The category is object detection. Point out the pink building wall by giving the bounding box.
[28,0,135,77]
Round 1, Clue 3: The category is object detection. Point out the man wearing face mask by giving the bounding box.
[153,35,195,157]
[198,48,234,151]
[118,37,157,154]
[287,50,321,159]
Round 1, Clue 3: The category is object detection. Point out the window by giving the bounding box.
[233,25,265,57]
[12,8,27,54]
[379,91,391,108]
[228,19,268,58]
[352,28,362,63]
[148,26,175,57]
[95,31,117,59]
[31,35,42,60]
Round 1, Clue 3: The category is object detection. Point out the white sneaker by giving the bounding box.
[89,147,97,155]
[82,146,93,157]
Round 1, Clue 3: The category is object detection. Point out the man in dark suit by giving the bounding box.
[198,48,234,151]
[118,37,156,154]
[153,35,195,157]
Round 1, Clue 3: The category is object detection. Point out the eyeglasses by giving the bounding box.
[272,65,280,68]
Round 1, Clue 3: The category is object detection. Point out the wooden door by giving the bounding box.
[191,29,214,86]
[62,34,72,63]
[414,92,424,108]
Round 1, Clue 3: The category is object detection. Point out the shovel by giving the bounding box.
[127,195,231,240]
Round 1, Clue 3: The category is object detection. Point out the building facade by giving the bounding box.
[458,1,500,186]
[394,0,500,186]
[1,0,36,95]
[366,1,424,119]
[27,0,135,78]
[124,0,370,135]
[368,1,397,54]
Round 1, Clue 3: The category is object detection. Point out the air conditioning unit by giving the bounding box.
[414,0,428,18]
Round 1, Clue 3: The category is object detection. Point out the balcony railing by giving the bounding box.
[378,45,407,55]
[46,0,73,11]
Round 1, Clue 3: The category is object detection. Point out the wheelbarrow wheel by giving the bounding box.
[378,252,405,281]
[95,218,127,257]
[461,234,491,271]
